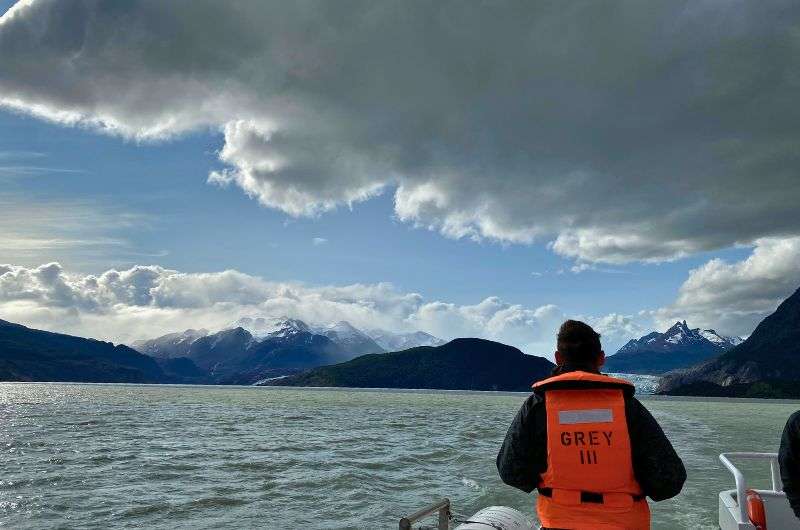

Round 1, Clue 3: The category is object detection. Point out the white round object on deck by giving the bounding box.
[453,506,534,530]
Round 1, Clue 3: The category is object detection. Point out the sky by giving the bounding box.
[1,0,800,358]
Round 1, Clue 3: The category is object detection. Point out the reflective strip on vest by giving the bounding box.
[559,408,613,425]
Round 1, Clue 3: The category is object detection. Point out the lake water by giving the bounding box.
[1,383,797,529]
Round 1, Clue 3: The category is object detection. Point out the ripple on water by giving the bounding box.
[149,462,200,472]
[1,384,798,530]
[182,497,249,510]
[120,502,172,518]
[219,460,276,472]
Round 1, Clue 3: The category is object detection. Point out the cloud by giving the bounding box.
[0,262,640,357]
[407,298,567,355]
[208,120,388,216]
[655,237,800,337]
[0,151,45,160]
[568,262,626,275]
[0,148,80,181]
[585,313,646,351]
[311,237,328,246]
[0,166,83,180]
[0,193,149,267]
[3,1,799,263]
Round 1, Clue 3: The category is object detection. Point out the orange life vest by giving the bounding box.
[532,371,650,530]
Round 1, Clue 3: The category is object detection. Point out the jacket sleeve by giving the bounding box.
[626,397,686,501]
[496,393,547,493]
[780,411,800,518]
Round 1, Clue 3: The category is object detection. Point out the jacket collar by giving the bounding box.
[551,363,600,376]
[533,368,635,397]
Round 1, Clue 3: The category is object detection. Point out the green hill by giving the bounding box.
[265,337,555,391]
[0,319,168,383]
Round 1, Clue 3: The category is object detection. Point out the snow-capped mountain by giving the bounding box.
[616,321,742,353]
[132,317,446,383]
[132,319,347,384]
[605,321,743,375]
[316,321,385,356]
[699,329,744,347]
[233,316,310,339]
[131,328,209,358]
[658,285,800,397]
[234,316,443,353]
[365,329,446,351]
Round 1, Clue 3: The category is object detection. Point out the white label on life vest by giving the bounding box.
[559,408,613,424]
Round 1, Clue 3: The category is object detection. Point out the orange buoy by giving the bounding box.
[746,489,767,530]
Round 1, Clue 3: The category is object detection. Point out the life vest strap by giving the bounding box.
[538,487,645,505]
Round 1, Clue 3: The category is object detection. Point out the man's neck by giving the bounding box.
[553,362,601,375]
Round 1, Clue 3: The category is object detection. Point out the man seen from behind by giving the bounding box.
[496,320,686,530]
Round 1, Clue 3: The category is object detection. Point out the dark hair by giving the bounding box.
[557,320,602,363]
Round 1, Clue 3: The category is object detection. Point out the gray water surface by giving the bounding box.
[1,383,797,529]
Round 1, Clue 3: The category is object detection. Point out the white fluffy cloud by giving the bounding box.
[0,262,640,357]
[584,313,646,351]
[407,298,566,355]
[656,237,800,336]
[2,1,800,263]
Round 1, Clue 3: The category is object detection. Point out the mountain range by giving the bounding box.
[0,316,447,385]
[658,286,800,398]
[3,288,799,397]
[0,316,554,391]
[130,318,445,384]
[604,321,742,375]
[266,338,554,392]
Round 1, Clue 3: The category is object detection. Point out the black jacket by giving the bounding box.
[780,410,800,518]
[496,368,686,501]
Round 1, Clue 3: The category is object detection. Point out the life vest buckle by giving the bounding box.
[539,488,640,508]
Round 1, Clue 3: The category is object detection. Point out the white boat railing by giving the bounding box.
[719,452,783,524]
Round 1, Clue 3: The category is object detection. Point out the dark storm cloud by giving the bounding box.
[1,0,800,262]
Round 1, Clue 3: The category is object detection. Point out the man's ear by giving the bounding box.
[555,351,563,365]
[598,350,606,368]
